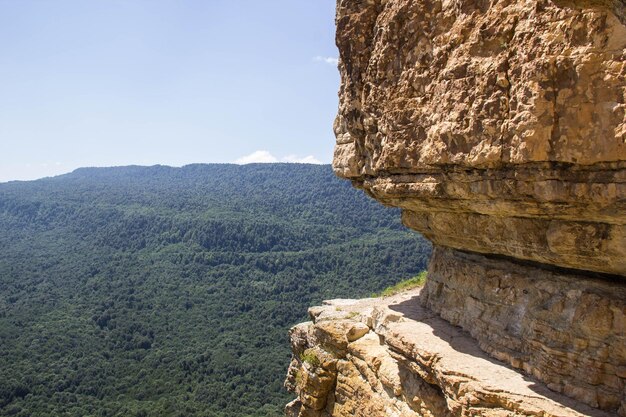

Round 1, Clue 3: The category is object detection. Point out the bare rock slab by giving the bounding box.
[285,287,617,417]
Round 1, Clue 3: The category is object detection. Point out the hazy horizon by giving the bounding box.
[0,160,333,184]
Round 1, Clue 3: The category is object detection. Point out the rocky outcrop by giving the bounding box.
[285,290,616,417]
[286,0,625,414]
[332,0,625,276]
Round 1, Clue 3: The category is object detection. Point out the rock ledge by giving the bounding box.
[285,288,615,417]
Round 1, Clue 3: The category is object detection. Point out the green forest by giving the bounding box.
[0,164,431,417]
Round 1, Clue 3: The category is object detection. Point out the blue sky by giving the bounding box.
[0,0,339,182]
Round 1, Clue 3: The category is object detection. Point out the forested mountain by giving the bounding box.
[0,164,431,417]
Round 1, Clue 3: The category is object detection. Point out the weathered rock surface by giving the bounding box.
[423,247,626,412]
[303,0,626,414]
[332,0,626,275]
[285,290,616,417]
[334,0,626,173]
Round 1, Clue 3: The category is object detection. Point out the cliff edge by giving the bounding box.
[285,288,619,416]
[286,0,625,415]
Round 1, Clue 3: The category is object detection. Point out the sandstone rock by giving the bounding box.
[332,0,626,276]
[320,0,626,414]
[334,0,626,172]
[422,247,626,412]
[285,292,615,417]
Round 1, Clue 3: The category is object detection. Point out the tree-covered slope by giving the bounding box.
[0,164,431,417]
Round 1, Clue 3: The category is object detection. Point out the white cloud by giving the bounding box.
[313,56,339,66]
[282,154,322,164]
[234,150,278,164]
[235,151,323,165]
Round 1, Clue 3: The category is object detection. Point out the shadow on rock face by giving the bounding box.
[387,292,617,416]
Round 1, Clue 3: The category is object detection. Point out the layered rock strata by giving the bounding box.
[285,0,626,414]
[332,0,626,276]
[423,248,626,412]
[285,290,616,417]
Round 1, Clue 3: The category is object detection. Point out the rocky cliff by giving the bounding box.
[286,0,625,415]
